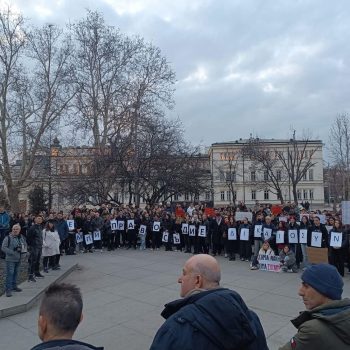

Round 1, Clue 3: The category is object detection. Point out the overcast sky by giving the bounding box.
[6,0,350,152]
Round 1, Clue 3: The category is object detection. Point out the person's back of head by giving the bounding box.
[38,283,83,341]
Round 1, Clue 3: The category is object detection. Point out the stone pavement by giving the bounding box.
[0,249,349,350]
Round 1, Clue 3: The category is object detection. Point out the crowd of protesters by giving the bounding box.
[1,200,350,297]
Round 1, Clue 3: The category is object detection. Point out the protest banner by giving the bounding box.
[110,220,118,231]
[153,221,161,232]
[162,231,169,242]
[198,225,207,237]
[84,233,93,245]
[240,228,249,241]
[278,216,288,222]
[330,232,342,248]
[235,212,252,222]
[276,230,285,244]
[66,220,75,231]
[254,225,262,238]
[189,225,196,236]
[182,223,188,234]
[311,231,322,247]
[299,229,308,244]
[228,228,237,240]
[288,230,298,244]
[258,254,281,272]
[117,220,125,230]
[263,228,272,240]
[139,225,147,235]
[93,230,101,241]
[173,233,181,244]
[127,220,135,230]
[307,247,328,264]
[76,233,83,243]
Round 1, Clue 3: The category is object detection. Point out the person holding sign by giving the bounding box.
[279,264,349,350]
[251,213,264,269]
[126,212,138,250]
[210,211,225,256]
[276,221,287,253]
[225,217,239,261]
[328,220,349,277]
[239,217,251,262]
[287,216,302,268]
[151,215,162,251]
[82,214,94,253]
[150,254,268,350]
[252,216,275,270]
[299,215,311,270]
[307,216,328,249]
[196,214,209,254]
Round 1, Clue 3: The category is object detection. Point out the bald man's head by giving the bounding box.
[178,254,221,297]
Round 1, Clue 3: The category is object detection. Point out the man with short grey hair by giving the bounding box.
[150,254,268,350]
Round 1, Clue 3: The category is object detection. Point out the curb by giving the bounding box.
[0,263,78,319]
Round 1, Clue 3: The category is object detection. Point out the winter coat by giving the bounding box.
[279,250,297,268]
[55,219,69,241]
[0,211,10,230]
[307,224,328,248]
[210,217,225,244]
[26,224,43,249]
[42,230,60,257]
[279,299,350,350]
[150,288,269,350]
[1,233,27,262]
[30,339,103,350]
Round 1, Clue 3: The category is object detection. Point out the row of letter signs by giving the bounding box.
[68,220,343,247]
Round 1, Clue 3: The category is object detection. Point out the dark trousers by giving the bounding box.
[43,256,56,270]
[66,234,76,254]
[240,241,251,260]
[28,248,41,276]
[329,249,346,277]
[151,231,160,249]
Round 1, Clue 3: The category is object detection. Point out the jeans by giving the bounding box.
[28,248,41,276]
[252,240,262,266]
[140,235,146,250]
[6,261,20,291]
[300,244,309,268]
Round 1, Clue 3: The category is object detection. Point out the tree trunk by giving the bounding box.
[6,184,20,212]
[292,184,298,205]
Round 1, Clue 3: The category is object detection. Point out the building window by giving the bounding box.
[184,193,189,201]
[309,169,314,181]
[276,170,281,181]
[226,171,236,182]
[297,189,301,200]
[251,190,256,200]
[264,171,268,181]
[219,171,225,182]
[309,189,314,200]
[251,171,256,182]
[303,189,308,200]
[233,191,237,201]
[264,190,269,200]
[220,191,225,201]
[194,193,199,200]
[227,191,231,202]
[174,194,179,201]
[302,172,307,181]
[205,191,211,201]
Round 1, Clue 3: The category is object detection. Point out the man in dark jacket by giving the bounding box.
[30,283,103,350]
[150,254,268,350]
[27,215,44,282]
[279,264,350,350]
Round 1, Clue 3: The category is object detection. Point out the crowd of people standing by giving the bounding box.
[1,201,350,297]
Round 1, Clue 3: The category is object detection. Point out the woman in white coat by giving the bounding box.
[42,220,60,273]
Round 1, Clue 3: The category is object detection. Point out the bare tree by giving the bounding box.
[277,133,320,204]
[329,113,350,199]
[0,9,74,210]
[242,139,288,203]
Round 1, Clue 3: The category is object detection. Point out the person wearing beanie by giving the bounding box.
[279,263,350,350]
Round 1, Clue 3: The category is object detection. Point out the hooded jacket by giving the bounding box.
[30,339,103,350]
[150,288,268,350]
[279,299,350,350]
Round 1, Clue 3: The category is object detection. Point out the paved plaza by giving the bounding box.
[0,250,349,350]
